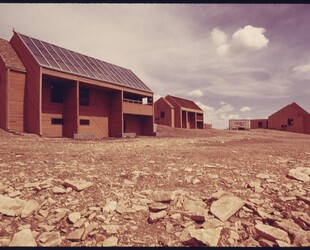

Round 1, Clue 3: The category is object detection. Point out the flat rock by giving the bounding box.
[296,195,310,204]
[255,223,290,243]
[149,191,175,202]
[210,196,245,221]
[102,236,118,246]
[0,195,25,216]
[68,212,81,224]
[103,201,117,213]
[52,187,66,194]
[102,225,120,234]
[291,211,310,230]
[202,217,224,229]
[148,210,167,223]
[21,200,40,218]
[273,219,303,234]
[9,229,37,246]
[256,173,270,179]
[148,202,168,212]
[38,232,62,246]
[287,168,310,182]
[188,227,222,246]
[63,179,93,191]
[66,228,85,241]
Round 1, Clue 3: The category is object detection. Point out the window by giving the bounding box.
[51,83,63,103]
[258,122,263,128]
[80,88,89,106]
[160,111,165,118]
[80,119,90,125]
[51,118,63,125]
[288,118,294,126]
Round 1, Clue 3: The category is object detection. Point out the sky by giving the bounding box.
[0,3,309,129]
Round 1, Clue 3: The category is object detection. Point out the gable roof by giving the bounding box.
[15,32,152,93]
[165,95,203,111]
[0,38,26,71]
[269,102,310,118]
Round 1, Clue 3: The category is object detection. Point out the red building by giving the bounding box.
[154,95,204,129]
[250,119,268,129]
[0,31,154,138]
[268,102,310,134]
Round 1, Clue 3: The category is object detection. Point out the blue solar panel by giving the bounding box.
[18,33,152,92]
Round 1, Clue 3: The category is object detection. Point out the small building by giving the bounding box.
[0,31,154,138]
[250,119,268,129]
[268,102,310,134]
[229,119,250,130]
[154,95,204,129]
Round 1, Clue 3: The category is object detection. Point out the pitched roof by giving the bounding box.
[0,38,26,71]
[269,102,310,118]
[165,95,203,111]
[15,32,152,93]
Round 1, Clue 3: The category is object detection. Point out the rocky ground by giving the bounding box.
[0,125,309,247]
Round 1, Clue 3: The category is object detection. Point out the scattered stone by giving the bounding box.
[0,195,25,216]
[63,179,93,191]
[296,195,310,204]
[255,223,290,243]
[21,200,40,218]
[47,211,67,225]
[208,174,219,179]
[210,190,231,200]
[192,178,200,185]
[82,222,98,240]
[68,212,81,224]
[66,228,85,241]
[273,219,303,234]
[210,196,245,222]
[242,237,260,247]
[9,229,37,246]
[202,217,224,229]
[102,236,118,246]
[116,204,135,214]
[8,190,22,198]
[256,209,282,222]
[247,181,264,193]
[188,227,222,246]
[256,173,270,179]
[38,232,62,246]
[287,167,310,182]
[148,210,167,223]
[102,225,120,234]
[291,211,310,230]
[148,202,168,212]
[73,218,87,228]
[258,238,276,247]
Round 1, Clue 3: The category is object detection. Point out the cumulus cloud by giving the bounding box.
[196,101,238,129]
[211,25,269,56]
[292,62,310,80]
[187,89,204,97]
[240,106,251,112]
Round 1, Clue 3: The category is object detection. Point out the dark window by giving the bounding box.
[80,119,90,125]
[288,118,294,126]
[258,122,263,128]
[80,88,90,106]
[51,84,63,103]
[51,118,63,125]
[160,111,165,118]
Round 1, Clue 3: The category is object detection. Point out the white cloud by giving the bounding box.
[292,62,310,80]
[211,25,269,56]
[196,101,238,129]
[240,106,251,112]
[187,89,204,97]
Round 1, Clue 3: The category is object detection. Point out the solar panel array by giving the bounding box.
[17,33,152,92]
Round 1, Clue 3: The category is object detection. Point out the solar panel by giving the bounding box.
[18,33,152,92]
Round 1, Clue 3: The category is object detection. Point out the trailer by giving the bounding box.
[229,119,251,130]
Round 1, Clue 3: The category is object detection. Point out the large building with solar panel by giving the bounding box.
[0,31,154,138]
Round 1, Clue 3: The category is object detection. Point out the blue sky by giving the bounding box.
[0,4,309,128]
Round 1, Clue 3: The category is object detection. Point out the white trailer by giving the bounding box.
[229,119,251,130]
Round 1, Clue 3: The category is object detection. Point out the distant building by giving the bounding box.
[0,31,154,138]
[229,119,250,130]
[268,102,310,135]
[250,119,268,129]
[154,95,204,129]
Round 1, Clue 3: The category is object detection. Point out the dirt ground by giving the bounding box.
[0,125,309,246]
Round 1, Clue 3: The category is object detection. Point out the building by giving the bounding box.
[268,102,310,135]
[229,119,251,130]
[250,119,268,129]
[0,31,154,138]
[154,95,204,129]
